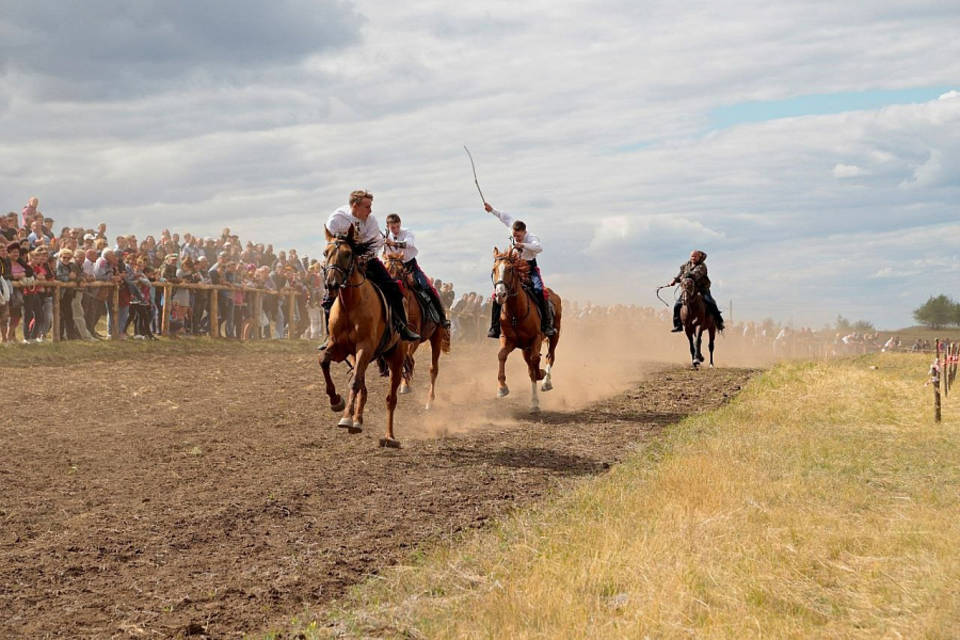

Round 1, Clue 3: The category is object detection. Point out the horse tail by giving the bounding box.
[439,325,451,353]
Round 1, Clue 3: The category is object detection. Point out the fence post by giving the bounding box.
[111,284,120,339]
[209,288,219,338]
[161,283,171,337]
[287,292,296,340]
[52,284,62,343]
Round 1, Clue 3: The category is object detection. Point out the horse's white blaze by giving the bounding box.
[495,263,507,304]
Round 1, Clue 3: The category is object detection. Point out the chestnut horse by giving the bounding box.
[318,226,405,447]
[491,248,562,412]
[680,277,716,369]
[383,253,450,410]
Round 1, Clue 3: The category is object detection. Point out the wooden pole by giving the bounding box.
[209,290,219,338]
[287,292,296,340]
[52,286,61,343]
[161,284,171,337]
[111,284,120,339]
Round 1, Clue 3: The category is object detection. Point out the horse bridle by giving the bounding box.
[323,238,367,289]
[492,256,520,299]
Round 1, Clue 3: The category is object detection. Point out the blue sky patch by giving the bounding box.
[709,86,955,130]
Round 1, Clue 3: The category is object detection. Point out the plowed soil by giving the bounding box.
[0,342,754,638]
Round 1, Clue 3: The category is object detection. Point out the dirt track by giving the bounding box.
[0,342,754,638]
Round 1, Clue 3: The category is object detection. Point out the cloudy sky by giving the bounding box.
[2,0,958,328]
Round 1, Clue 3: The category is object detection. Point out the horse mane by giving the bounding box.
[331,232,378,260]
[494,250,531,281]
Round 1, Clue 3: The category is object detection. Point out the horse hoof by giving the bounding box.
[424,402,432,411]
[497,387,510,398]
[399,386,412,395]
[709,364,715,369]
[331,398,346,412]
[348,424,362,434]
[541,381,553,392]
[530,406,540,414]
[337,417,354,429]
[379,437,401,449]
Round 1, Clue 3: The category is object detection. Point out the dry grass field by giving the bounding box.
[308,353,960,639]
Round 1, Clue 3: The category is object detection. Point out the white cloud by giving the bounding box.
[833,163,865,178]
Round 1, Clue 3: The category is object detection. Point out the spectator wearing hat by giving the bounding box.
[55,248,81,340]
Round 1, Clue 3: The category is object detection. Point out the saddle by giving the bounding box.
[520,283,555,321]
[366,280,398,359]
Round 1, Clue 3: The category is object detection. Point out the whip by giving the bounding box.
[463,145,486,206]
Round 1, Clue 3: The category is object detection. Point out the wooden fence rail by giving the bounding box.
[9,280,306,342]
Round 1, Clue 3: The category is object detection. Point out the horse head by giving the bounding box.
[384,251,413,287]
[491,247,530,305]
[680,277,698,302]
[323,225,359,290]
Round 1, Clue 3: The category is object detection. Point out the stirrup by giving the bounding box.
[671,326,683,332]
[487,327,500,339]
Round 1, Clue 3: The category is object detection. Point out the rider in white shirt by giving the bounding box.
[483,202,555,338]
[324,190,420,342]
[383,213,450,328]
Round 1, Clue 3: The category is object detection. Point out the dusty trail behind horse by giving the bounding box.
[0,329,759,638]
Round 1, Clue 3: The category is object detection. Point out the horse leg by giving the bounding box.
[686,330,699,368]
[425,333,441,410]
[708,327,716,368]
[339,348,368,433]
[319,350,345,412]
[696,328,705,363]
[541,336,556,392]
[527,339,543,413]
[398,343,413,395]
[380,348,404,448]
[497,340,514,398]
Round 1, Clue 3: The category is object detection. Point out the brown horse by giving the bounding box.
[318,226,405,447]
[491,248,562,412]
[383,252,450,410]
[680,277,716,369]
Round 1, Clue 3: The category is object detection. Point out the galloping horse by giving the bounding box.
[680,277,717,369]
[383,252,450,410]
[318,226,405,447]
[491,248,562,412]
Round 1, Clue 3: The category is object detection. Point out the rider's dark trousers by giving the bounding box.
[363,258,410,328]
[405,258,447,324]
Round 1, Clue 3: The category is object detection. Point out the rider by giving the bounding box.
[324,190,420,342]
[483,202,556,338]
[383,213,451,329]
[667,249,724,332]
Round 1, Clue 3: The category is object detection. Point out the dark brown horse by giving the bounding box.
[680,277,716,369]
[491,248,561,412]
[383,252,450,410]
[318,226,405,447]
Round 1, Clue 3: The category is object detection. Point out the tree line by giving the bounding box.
[913,295,960,329]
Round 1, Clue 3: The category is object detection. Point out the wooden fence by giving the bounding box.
[10,280,307,342]
[931,340,959,422]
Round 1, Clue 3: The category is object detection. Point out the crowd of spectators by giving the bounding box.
[0,196,335,343]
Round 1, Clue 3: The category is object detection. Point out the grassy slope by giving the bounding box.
[299,354,960,639]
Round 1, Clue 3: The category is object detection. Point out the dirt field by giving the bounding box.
[0,339,755,638]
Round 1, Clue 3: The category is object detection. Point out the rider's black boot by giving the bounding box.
[426,286,451,328]
[538,296,556,337]
[487,301,501,339]
[671,302,683,332]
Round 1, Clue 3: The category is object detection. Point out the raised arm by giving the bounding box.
[483,202,514,230]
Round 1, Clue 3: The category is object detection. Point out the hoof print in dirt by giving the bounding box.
[183,621,208,636]
[379,438,401,449]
